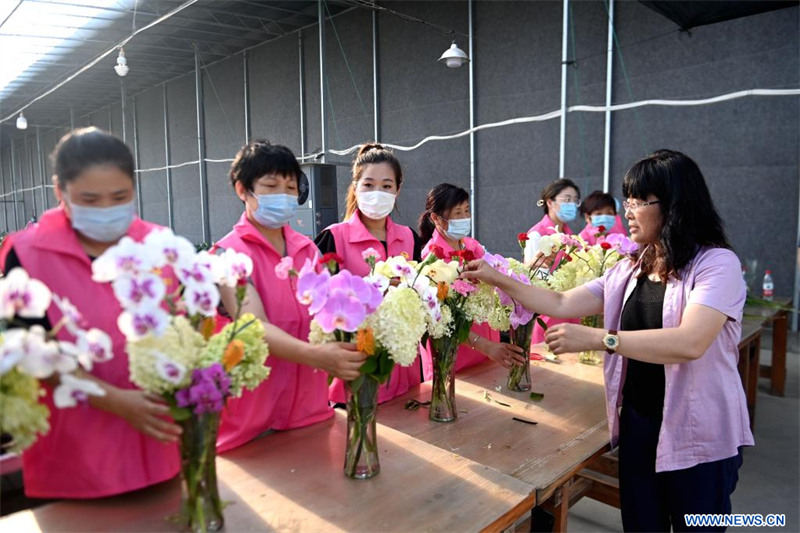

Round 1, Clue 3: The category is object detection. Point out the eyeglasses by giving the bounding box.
[623,199,660,212]
[555,195,581,206]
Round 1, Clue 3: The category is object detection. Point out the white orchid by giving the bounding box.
[536,235,557,256]
[76,328,114,365]
[183,283,220,317]
[211,248,253,287]
[11,326,78,379]
[364,274,390,295]
[117,306,170,341]
[0,330,26,375]
[92,237,158,282]
[52,294,84,334]
[152,350,186,385]
[0,267,52,319]
[175,253,216,287]
[53,374,106,408]
[111,272,166,310]
[143,228,196,269]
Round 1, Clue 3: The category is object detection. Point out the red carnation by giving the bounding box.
[517,233,529,241]
[319,252,343,265]
[597,225,607,233]
[430,245,446,260]
[600,242,612,250]
[461,249,476,262]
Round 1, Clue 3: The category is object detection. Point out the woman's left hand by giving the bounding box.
[480,340,527,369]
[544,323,604,355]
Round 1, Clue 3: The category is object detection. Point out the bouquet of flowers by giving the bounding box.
[94,229,269,533]
[410,246,494,422]
[284,249,429,479]
[1,268,110,453]
[545,232,637,364]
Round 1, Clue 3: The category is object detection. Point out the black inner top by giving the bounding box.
[620,275,667,418]
[314,228,425,262]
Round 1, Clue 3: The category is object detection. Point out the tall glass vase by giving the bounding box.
[429,336,459,422]
[176,412,224,533]
[507,318,535,391]
[579,314,604,365]
[344,376,380,479]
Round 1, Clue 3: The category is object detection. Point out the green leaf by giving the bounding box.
[169,405,193,421]
[378,352,395,381]
[529,392,544,401]
[536,317,547,330]
[360,356,378,375]
[327,374,334,386]
[349,374,365,394]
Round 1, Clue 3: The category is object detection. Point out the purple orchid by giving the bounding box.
[176,363,231,415]
[605,233,639,255]
[315,290,366,333]
[482,253,509,275]
[296,268,331,314]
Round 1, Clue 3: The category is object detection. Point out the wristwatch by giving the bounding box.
[602,330,620,354]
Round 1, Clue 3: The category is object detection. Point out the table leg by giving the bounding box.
[771,311,788,396]
[553,483,570,533]
[747,335,760,430]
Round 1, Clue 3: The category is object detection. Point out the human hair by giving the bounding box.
[344,143,403,220]
[229,139,301,191]
[51,127,135,189]
[418,183,470,243]
[623,149,731,281]
[579,190,616,216]
[538,178,581,215]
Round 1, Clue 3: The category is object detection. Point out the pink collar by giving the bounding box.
[346,210,405,247]
[233,212,315,259]
[428,228,461,253]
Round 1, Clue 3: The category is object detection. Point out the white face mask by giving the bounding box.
[357,190,396,220]
[68,199,135,243]
[444,217,472,240]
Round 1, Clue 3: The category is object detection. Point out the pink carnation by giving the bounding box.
[274,257,294,280]
[451,279,478,297]
[361,248,380,261]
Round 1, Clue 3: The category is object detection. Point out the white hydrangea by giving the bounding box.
[308,319,337,345]
[463,282,495,324]
[427,303,454,339]
[369,287,427,366]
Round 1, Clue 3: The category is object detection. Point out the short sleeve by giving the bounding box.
[687,249,746,321]
[314,229,338,255]
[584,272,606,301]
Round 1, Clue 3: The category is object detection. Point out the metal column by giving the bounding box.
[468,0,476,238]
[121,78,128,142]
[318,0,327,163]
[243,51,251,143]
[372,8,379,142]
[299,30,306,157]
[602,0,614,193]
[26,134,36,219]
[10,139,19,230]
[36,126,46,210]
[69,105,75,130]
[0,145,6,232]
[558,0,570,178]
[131,96,143,217]
[163,84,175,230]
[194,43,211,243]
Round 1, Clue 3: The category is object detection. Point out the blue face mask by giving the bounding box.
[444,217,471,240]
[251,193,298,229]
[68,199,135,243]
[591,214,616,229]
[556,202,578,223]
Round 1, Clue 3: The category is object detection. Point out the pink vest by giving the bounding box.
[214,213,332,452]
[419,231,500,379]
[1,207,180,499]
[324,211,421,403]
[526,214,578,347]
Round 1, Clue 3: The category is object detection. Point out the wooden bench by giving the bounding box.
[744,296,792,397]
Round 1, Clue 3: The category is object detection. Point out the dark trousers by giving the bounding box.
[619,404,743,532]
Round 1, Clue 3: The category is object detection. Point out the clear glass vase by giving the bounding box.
[176,412,224,533]
[579,314,604,365]
[507,318,535,391]
[344,376,380,479]
[429,336,459,422]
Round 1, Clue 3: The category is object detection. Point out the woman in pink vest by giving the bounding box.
[523,179,582,347]
[578,191,627,246]
[417,183,526,378]
[314,143,424,404]
[465,150,752,530]
[0,128,181,499]
[213,140,367,453]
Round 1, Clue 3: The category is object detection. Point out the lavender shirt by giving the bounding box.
[584,246,755,472]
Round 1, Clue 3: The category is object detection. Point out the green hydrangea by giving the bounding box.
[0,369,50,453]
[463,282,495,324]
[369,287,427,367]
[204,313,270,397]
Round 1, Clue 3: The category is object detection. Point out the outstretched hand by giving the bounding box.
[460,259,502,286]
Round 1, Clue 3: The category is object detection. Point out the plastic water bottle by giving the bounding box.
[762,270,774,301]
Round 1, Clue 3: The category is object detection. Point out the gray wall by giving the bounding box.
[1,1,798,297]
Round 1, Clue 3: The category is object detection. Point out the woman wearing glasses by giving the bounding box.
[465,150,752,531]
[523,178,582,347]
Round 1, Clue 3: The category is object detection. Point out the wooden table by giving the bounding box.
[0,412,534,532]
[744,296,792,396]
[378,352,609,532]
[738,319,763,429]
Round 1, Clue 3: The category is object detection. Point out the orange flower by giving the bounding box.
[400,251,410,259]
[356,328,375,356]
[437,281,449,301]
[201,317,216,340]
[222,339,245,371]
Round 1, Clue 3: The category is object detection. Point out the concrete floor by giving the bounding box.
[568,329,800,533]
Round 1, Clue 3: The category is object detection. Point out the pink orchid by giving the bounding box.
[605,233,639,255]
[315,290,366,333]
[296,269,331,314]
